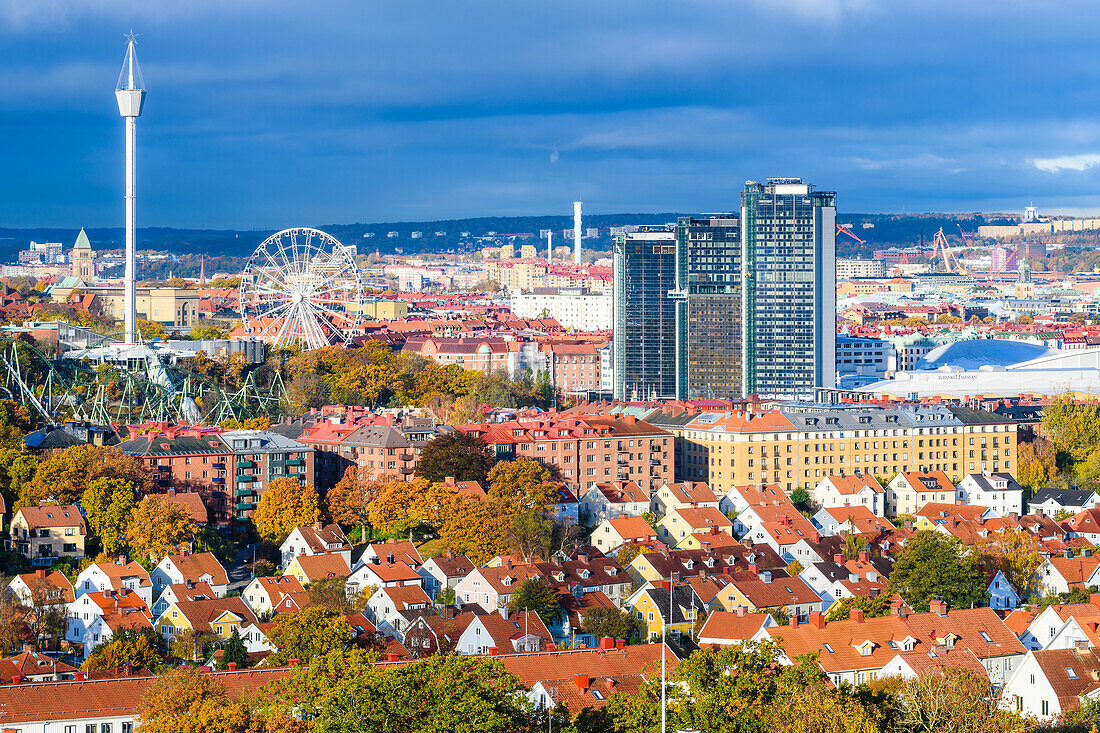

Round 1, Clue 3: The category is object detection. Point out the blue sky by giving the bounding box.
[3,0,1100,228]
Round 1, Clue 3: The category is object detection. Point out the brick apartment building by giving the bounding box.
[456,414,673,494]
[116,425,313,524]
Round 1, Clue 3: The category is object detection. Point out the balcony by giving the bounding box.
[212,477,225,484]
[235,502,253,510]
[236,474,256,483]
[212,463,226,470]
[286,459,303,466]
[235,461,254,469]
[650,459,660,466]
[235,488,254,497]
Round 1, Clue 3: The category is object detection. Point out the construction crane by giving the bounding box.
[836,223,865,245]
[931,227,968,275]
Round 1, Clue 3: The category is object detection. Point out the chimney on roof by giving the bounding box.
[736,605,747,617]
[387,553,395,564]
[851,608,865,623]
[289,658,299,667]
[809,610,825,629]
[117,555,127,565]
[788,614,798,627]
[22,644,34,654]
[75,672,85,681]
[11,674,22,684]
[487,646,499,656]
[833,554,844,565]
[929,599,947,616]
[574,673,592,691]
[387,653,400,663]
[35,569,45,579]
[616,639,625,651]
[858,551,868,563]
[227,662,237,671]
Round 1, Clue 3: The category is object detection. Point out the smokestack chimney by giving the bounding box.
[573,201,582,264]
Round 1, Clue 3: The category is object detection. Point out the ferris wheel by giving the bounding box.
[239,227,364,351]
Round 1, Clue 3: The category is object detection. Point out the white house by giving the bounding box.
[346,558,424,598]
[364,584,432,638]
[151,552,229,598]
[237,621,278,654]
[66,589,150,654]
[955,472,1026,517]
[1002,648,1100,721]
[454,609,550,655]
[151,581,217,617]
[418,554,475,601]
[279,523,352,569]
[591,516,658,555]
[1030,488,1098,518]
[242,575,306,617]
[811,474,885,517]
[74,559,153,607]
[578,481,650,525]
[453,562,543,613]
[1037,554,1100,596]
[355,540,423,571]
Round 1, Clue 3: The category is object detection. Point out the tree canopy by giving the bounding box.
[414,431,496,483]
[889,530,985,611]
[506,578,562,626]
[126,494,197,562]
[252,477,321,542]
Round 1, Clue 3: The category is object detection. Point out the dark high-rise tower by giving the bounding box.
[740,179,836,399]
[673,215,743,399]
[613,226,677,400]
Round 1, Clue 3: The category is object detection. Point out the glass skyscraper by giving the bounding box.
[741,179,836,399]
[613,226,678,400]
[613,179,835,402]
[674,215,743,399]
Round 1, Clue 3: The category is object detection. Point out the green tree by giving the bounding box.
[252,477,320,542]
[83,628,167,672]
[889,530,985,611]
[267,607,353,666]
[506,578,562,626]
[81,477,136,554]
[824,594,893,622]
[219,627,249,670]
[301,654,533,733]
[894,667,1030,733]
[1043,395,1100,462]
[581,606,644,641]
[414,431,495,482]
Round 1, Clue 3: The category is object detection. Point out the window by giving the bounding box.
[1042,700,1049,716]
[88,726,97,733]
[102,725,113,733]
[1067,667,1078,679]
[122,725,134,733]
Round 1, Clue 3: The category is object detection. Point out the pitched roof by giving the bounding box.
[606,516,656,540]
[293,524,351,554]
[251,576,306,602]
[379,585,432,611]
[824,475,884,495]
[769,614,917,673]
[1032,487,1096,507]
[160,492,208,524]
[915,503,990,523]
[14,571,74,604]
[663,482,718,504]
[165,552,228,587]
[13,504,85,531]
[698,611,771,643]
[903,607,1026,659]
[166,597,257,634]
[899,470,954,493]
[1031,647,1100,713]
[1047,556,1100,587]
[725,570,821,608]
[667,507,732,531]
[88,561,152,588]
[0,651,78,683]
[886,647,988,678]
[288,553,351,582]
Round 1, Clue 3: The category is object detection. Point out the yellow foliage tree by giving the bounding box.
[19,444,155,508]
[252,477,320,542]
[126,494,196,562]
[137,667,250,733]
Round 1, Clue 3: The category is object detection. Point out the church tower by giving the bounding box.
[71,228,95,281]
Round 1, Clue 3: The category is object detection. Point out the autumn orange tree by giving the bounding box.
[252,477,320,542]
[18,444,155,507]
[126,494,196,562]
[1016,438,1058,489]
[978,529,1043,601]
[326,465,380,538]
[138,667,252,733]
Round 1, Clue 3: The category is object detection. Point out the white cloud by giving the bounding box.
[1031,153,1100,173]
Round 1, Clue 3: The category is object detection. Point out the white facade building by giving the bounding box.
[511,287,612,331]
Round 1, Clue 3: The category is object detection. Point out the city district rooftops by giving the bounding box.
[684,404,1010,434]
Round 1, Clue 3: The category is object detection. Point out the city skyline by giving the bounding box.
[3,2,1100,227]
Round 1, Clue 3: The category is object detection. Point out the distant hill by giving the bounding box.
[0,211,1022,263]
